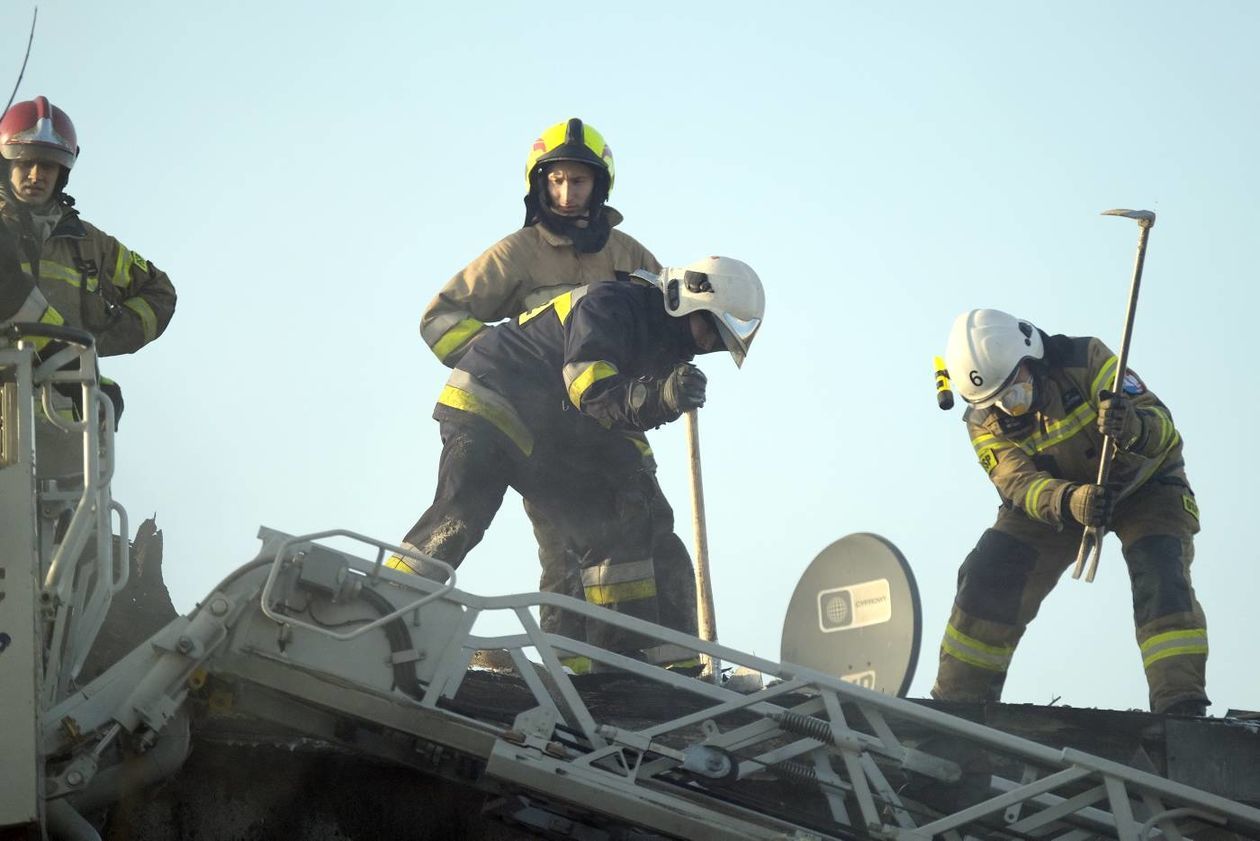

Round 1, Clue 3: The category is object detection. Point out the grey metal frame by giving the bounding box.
[0,332,129,832]
[11,342,1260,840]
[0,343,45,829]
[28,338,128,703]
[211,529,1260,841]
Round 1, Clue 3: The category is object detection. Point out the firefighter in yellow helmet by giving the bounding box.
[414,119,697,669]
[421,118,651,364]
[932,309,1209,716]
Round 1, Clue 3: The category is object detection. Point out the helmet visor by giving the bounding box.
[1,141,75,169]
[713,311,762,368]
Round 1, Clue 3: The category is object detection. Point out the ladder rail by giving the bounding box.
[241,529,1260,841]
[31,522,1260,841]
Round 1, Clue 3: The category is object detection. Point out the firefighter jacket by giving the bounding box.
[420,208,660,367]
[964,334,1188,528]
[0,198,176,356]
[433,276,695,460]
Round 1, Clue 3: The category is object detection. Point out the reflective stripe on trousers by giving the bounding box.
[580,557,657,605]
[941,622,1015,673]
[437,369,534,456]
[1140,628,1208,669]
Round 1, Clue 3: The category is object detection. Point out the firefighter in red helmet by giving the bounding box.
[0,96,176,358]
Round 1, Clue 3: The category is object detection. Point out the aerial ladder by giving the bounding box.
[2,323,1259,841]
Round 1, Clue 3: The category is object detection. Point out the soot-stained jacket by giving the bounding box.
[432,275,694,459]
[420,209,659,367]
[963,333,1187,527]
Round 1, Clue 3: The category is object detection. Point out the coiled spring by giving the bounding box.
[772,710,836,745]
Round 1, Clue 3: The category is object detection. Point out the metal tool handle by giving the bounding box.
[1074,527,1102,582]
[1072,209,1154,582]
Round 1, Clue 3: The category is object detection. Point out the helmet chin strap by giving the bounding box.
[524,175,611,253]
[523,164,610,230]
[1,173,67,258]
[555,211,611,253]
[1027,362,1049,413]
[1,158,71,210]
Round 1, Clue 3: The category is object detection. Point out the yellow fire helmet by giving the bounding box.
[524,118,615,194]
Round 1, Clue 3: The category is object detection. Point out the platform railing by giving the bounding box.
[1,324,129,706]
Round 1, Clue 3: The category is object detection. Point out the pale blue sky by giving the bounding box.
[7,1,1256,713]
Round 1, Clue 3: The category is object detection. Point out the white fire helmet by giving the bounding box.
[944,308,1044,407]
[656,256,765,367]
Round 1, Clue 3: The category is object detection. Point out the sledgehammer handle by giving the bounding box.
[685,409,719,681]
[1073,210,1155,583]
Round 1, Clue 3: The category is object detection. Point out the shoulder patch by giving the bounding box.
[129,251,149,271]
[1122,370,1147,395]
[978,446,999,475]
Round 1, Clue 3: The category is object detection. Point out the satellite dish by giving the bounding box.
[780,533,922,697]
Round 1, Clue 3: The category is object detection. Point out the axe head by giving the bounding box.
[1102,208,1156,227]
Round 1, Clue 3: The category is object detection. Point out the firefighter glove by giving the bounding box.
[1066,483,1113,528]
[661,363,707,413]
[1097,390,1144,451]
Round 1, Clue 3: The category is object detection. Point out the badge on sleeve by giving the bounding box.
[978,446,999,474]
[1122,370,1147,395]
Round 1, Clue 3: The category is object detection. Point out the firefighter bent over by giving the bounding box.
[933,308,1209,716]
[393,258,763,665]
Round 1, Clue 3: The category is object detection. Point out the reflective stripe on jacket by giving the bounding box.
[0,276,65,350]
[1,200,176,356]
[420,208,660,366]
[963,334,1188,526]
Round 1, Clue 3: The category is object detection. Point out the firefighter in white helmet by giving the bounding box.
[391,257,764,665]
[933,308,1209,716]
[414,118,697,669]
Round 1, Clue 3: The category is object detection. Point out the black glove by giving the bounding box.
[1066,483,1113,527]
[1097,390,1144,451]
[661,363,707,413]
[100,378,125,430]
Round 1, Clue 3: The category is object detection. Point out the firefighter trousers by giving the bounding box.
[400,417,693,657]
[526,479,698,642]
[931,477,1208,713]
